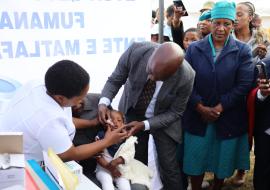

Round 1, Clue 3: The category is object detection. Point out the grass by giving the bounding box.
[204,150,255,190]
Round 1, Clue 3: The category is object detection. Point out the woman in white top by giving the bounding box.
[0,60,127,162]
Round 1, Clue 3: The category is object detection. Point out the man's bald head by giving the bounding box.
[147,42,184,81]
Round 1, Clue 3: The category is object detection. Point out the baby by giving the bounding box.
[95,110,131,190]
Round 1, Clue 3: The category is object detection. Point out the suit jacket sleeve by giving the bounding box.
[148,66,195,130]
[101,43,136,101]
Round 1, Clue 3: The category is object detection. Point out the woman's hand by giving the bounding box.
[104,126,127,146]
[254,44,267,59]
[196,103,221,122]
[258,79,270,97]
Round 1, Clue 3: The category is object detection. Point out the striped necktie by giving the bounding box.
[134,79,156,116]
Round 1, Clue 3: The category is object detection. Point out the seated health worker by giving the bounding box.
[0,60,127,162]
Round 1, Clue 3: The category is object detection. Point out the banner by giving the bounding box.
[0,0,150,106]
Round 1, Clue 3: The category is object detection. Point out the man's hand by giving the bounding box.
[258,79,270,97]
[104,126,127,146]
[124,121,145,137]
[98,104,111,125]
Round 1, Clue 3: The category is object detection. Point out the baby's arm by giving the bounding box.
[110,156,125,167]
[97,155,122,178]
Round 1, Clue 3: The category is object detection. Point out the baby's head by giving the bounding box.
[108,110,125,130]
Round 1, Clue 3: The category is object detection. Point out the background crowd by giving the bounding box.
[150,1,270,190]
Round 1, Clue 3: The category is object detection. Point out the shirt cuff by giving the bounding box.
[143,120,150,131]
[98,97,111,106]
[257,89,267,101]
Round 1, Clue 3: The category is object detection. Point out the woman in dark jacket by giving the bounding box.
[182,1,254,190]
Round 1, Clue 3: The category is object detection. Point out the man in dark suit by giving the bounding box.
[253,57,270,190]
[98,42,195,190]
